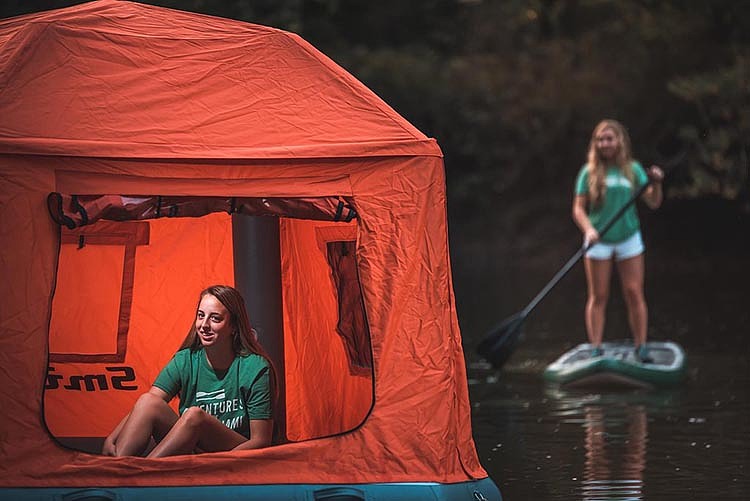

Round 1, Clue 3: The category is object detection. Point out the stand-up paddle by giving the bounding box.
[477,157,681,369]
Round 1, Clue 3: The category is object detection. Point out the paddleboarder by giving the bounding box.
[572,119,664,361]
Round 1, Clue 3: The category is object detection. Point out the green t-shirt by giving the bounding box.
[153,348,272,439]
[574,161,648,243]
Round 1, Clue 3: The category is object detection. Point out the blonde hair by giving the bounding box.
[586,119,635,207]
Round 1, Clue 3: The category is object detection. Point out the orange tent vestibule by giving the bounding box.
[0,1,500,499]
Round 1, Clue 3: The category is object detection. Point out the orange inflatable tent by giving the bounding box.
[0,1,500,499]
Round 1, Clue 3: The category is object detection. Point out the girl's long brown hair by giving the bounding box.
[181,285,267,357]
[181,284,278,411]
[586,119,635,207]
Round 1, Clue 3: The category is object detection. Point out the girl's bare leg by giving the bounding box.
[584,257,613,347]
[113,392,179,457]
[616,254,647,347]
[147,406,246,458]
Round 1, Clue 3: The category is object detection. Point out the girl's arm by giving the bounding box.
[642,165,664,209]
[232,419,274,451]
[102,412,130,456]
[572,194,599,245]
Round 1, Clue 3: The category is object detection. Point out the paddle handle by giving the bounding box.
[521,177,654,318]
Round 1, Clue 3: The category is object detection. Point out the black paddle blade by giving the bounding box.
[476,311,526,369]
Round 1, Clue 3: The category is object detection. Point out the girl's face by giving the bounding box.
[595,127,620,161]
[195,293,234,350]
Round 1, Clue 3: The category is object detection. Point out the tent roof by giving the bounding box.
[0,0,440,159]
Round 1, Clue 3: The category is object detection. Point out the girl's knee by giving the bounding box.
[588,293,609,307]
[622,285,644,305]
[134,392,161,408]
[180,406,209,429]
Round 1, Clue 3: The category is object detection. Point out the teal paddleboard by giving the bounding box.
[544,341,686,389]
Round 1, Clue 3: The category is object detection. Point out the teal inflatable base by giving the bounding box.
[0,477,501,500]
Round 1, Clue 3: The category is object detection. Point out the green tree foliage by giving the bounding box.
[294,0,749,213]
[668,54,749,202]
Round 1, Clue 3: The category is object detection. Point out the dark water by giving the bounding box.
[453,199,750,500]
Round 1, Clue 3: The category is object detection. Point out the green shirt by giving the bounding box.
[574,161,648,243]
[153,348,272,439]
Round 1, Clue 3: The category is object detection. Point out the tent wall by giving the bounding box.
[0,0,487,489]
[0,155,485,485]
[280,218,372,441]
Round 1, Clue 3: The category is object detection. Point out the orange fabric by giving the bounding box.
[0,0,486,488]
[280,219,372,441]
[50,221,150,363]
[50,243,125,356]
[325,240,372,370]
[0,1,437,160]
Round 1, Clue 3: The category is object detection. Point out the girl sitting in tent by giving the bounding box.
[102,285,275,457]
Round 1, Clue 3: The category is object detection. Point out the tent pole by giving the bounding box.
[231,215,286,442]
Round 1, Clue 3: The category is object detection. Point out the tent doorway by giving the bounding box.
[45,195,373,454]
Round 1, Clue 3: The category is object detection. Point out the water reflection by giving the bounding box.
[581,404,646,500]
[470,348,750,501]
[543,386,687,501]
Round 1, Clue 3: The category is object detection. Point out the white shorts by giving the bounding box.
[585,231,644,261]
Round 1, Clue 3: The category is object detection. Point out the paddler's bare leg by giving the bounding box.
[583,257,613,351]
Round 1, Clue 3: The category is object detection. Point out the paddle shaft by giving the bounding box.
[520,177,654,318]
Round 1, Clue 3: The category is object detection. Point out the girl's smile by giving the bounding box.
[195,294,233,349]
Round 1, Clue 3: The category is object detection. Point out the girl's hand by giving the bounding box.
[647,165,664,183]
[584,228,600,247]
